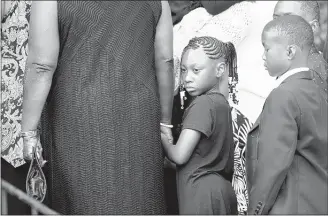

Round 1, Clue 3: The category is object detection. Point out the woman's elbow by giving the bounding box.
[33,62,57,73]
[27,45,59,78]
[25,61,57,82]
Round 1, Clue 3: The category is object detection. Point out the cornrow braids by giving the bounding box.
[225,42,239,105]
[181,36,239,105]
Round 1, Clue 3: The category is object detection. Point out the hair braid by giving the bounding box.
[181,36,239,105]
[225,42,239,105]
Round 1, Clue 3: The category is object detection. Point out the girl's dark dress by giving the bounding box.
[176,93,237,214]
[40,2,166,214]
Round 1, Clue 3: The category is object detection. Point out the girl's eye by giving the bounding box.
[181,68,186,73]
[193,68,200,73]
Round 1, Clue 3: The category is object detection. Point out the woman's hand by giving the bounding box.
[23,135,47,166]
[23,136,39,161]
[160,125,173,145]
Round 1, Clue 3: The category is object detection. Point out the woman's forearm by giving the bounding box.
[156,59,174,124]
[21,64,54,132]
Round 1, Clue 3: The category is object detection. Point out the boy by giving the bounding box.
[246,15,328,215]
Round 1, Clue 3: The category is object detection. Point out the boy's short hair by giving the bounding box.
[264,15,314,50]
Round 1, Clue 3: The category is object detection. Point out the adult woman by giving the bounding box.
[21,1,173,214]
[1,0,31,214]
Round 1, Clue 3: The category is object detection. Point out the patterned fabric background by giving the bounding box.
[1,0,31,167]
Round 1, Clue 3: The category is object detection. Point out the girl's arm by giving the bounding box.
[162,95,214,166]
[162,128,201,166]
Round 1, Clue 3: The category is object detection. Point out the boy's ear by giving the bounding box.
[286,45,297,60]
[215,62,226,78]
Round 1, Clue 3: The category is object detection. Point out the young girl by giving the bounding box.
[162,36,238,214]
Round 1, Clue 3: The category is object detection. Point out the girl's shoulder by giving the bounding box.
[187,94,229,114]
[206,93,230,109]
[184,94,212,115]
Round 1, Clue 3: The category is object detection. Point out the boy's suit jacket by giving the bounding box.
[246,70,328,215]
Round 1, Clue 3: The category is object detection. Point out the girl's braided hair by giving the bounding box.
[181,36,239,105]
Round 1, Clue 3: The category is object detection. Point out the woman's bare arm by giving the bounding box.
[154,1,174,124]
[21,1,59,132]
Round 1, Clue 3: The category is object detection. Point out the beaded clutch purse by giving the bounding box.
[24,135,47,202]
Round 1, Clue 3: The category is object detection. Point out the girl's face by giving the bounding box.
[180,48,221,97]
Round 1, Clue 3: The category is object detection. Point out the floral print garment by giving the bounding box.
[1,0,31,168]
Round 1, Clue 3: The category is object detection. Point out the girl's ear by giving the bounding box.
[215,62,226,78]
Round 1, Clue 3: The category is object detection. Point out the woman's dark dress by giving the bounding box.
[41,2,165,214]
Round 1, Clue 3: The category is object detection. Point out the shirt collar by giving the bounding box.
[275,67,310,87]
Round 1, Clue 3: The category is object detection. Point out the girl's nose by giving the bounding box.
[184,71,192,83]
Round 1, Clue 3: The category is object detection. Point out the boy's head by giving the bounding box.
[262,15,314,77]
[273,1,320,36]
[180,36,237,102]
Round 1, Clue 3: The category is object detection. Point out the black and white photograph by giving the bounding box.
[1,1,327,215]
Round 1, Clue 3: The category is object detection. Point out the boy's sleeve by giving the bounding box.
[248,88,299,215]
[182,96,213,138]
